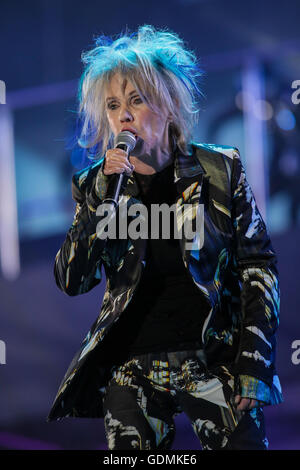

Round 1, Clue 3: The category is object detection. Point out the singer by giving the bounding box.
[48,25,283,450]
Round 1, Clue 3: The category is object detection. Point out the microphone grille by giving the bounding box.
[114,131,136,152]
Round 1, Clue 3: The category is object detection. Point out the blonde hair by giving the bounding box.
[78,25,203,157]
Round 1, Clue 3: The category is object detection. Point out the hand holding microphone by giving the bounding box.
[103,131,136,176]
[103,148,135,176]
[102,131,137,208]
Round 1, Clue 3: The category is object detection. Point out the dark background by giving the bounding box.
[0,0,299,450]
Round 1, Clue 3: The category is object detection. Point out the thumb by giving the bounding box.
[234,394,241,405]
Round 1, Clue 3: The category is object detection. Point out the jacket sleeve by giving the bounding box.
[231,149,280,388]
[54,162,110,296]
[238,375,271,403]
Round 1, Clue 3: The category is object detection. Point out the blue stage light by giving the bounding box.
[276,109,296,131]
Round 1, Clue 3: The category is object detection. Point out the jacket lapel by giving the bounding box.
[174,149,206,267]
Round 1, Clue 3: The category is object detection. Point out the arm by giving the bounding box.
[230,149,280,399]
[54,161,110,296]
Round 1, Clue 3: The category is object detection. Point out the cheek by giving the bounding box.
[149,117,167,139]
[142,113,163,135]
[137,107,168,140]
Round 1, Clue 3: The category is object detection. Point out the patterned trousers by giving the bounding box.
[102,349,268,450]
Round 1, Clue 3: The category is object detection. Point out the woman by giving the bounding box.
[48,25,283,450]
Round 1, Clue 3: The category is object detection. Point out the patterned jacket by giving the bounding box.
[47,143,283,420]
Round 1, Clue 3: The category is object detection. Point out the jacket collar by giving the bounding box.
[174,145,205,180]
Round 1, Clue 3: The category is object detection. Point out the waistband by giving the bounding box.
[126,347,207,372]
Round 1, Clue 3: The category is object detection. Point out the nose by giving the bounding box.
[119,104,133,123]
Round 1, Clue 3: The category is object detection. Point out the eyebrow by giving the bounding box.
[106,90,139,102]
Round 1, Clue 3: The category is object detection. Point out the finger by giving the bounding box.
[108,154,130,164]
[106,152,129,164]
[106,159,132,173]
[106,148,128,158]
[234,394,241,405]
[248,399,258,410]
[236,398,251,411]
[123,164,133,174]
[105,161,132,174]
[236,397,244,410]
[114,148,128,156]
[104,167,126,175]
[125,164,135,175]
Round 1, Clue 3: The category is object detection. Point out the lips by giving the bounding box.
[121,127,138,137]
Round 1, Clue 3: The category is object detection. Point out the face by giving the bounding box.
[105,72,170,155]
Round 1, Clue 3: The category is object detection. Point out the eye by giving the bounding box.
[131,96,143,105]
[107,101,118,110]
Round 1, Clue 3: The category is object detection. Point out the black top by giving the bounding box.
[107,162,208,357]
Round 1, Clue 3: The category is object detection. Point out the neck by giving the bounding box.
[129,145,173,175]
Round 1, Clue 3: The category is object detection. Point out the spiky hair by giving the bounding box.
[77,25,204,157]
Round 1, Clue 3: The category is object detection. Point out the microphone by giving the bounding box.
[103,131,136,208]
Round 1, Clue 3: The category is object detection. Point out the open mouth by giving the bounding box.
[121,128,137,137]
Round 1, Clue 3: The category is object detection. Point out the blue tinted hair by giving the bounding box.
[77,25,204,157]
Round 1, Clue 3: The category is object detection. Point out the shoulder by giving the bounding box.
[189,142,242,195]
[191,142,241,180]
[191,142,240,161]
[72,157,103,193]
[72,158,104,191]
[71,158,104,202]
